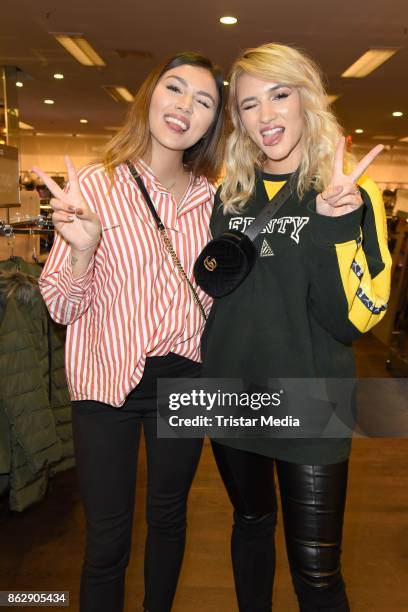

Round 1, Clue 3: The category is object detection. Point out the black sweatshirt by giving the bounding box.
[201,170,391,464]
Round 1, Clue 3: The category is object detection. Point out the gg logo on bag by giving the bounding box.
[204,256,217,272]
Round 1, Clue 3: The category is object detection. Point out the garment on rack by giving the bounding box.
[0,257,74,511]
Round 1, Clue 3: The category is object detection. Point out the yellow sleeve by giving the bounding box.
[308,177,391,343]
[335,176,391,333]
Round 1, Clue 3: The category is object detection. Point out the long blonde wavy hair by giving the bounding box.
[221,43,349,213]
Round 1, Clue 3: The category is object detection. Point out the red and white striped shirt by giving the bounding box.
[39,160,214,407]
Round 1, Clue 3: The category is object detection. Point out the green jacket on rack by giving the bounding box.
[0,257,74,512]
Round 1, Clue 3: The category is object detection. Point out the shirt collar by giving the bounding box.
[116,160,213,216]
[129,158,199,196]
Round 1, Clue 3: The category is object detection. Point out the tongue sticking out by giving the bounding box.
[165,117,187,133]
[263,128,285,146]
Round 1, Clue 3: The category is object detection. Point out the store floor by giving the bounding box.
[1,333,407,611]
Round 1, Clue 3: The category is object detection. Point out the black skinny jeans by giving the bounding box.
[212,441,350,612]
[72,354,203,612]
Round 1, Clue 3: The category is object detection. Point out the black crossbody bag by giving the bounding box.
[194,173,298,298]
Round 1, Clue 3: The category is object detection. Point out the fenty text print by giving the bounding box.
[229,216,309,244]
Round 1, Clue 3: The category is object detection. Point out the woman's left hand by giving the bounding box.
[316,137,384,217]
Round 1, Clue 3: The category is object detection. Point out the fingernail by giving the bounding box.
[68,216,75,221]
[76,208,83,215]
[68,206,75,212]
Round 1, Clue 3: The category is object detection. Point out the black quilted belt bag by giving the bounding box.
[194,173,297,298]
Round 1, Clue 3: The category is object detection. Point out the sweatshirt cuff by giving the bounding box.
[57,253,95,304]
[307,198,363,246]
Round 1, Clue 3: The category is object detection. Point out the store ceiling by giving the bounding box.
[1,0,408,146]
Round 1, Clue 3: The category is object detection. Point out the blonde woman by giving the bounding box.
[201,44,391,611]
[35,52,225,612]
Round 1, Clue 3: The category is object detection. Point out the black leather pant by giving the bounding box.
[211,441,350,612]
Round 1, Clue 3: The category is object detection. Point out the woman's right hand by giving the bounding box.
[32,156,102,251]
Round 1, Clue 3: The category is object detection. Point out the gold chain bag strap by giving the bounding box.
[126,161,207,321]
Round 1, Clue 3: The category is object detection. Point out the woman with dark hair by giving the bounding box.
[34,52,225,612]
[200,43,391,611]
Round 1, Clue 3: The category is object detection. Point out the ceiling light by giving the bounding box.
[355,129,364,134]
[0,139,6,145]
[114,87,134,102]
[19,121,35,130]
[44,99,55,104]
[220,16,238,25]
[399,136,408,142]
[52,33,106,67]
[54,73,64,79]
[341,48,398,78]
[223,81,229,86]
[103,86,134,102]
[392,111,403,117]
[80,119,88,124]
[16,81,23,87]
[326,94,340,104]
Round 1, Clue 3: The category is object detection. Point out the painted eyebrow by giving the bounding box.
[239,83,289,107]
[164,75,216,105]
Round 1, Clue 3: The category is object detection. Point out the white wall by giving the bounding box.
[18,134,113,176]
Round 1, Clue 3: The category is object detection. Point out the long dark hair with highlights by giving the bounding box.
[103,52,226,182]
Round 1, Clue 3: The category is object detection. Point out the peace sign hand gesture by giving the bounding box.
[32,156,102,251]
[316,137,384,217]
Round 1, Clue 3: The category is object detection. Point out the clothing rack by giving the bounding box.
[2,228,54,235]
[0,217,54,238]
[0,218,54,263]
[21,171,67,176]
